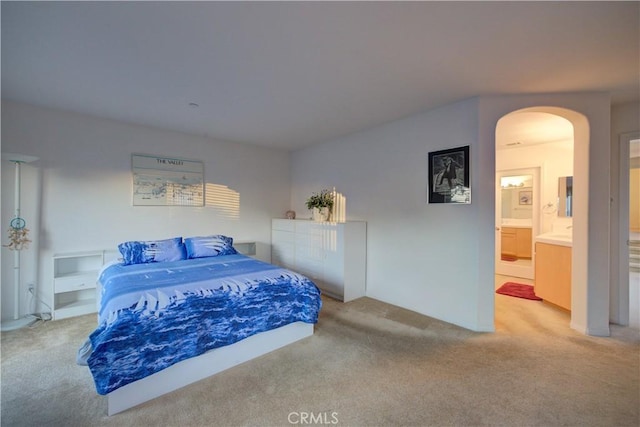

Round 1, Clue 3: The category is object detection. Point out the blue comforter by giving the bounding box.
[80,254,322,395]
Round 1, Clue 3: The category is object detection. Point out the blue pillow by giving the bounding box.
[184,235,237,259]
[118,237,187,265]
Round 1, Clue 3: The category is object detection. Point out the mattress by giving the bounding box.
[78,253,322,395]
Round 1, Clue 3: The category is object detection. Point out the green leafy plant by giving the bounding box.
[305,189,334,211]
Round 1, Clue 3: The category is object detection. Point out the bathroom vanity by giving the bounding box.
[534,231,572,311]
[501,226,532,259]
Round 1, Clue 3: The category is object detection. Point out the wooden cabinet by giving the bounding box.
[272,219,366,302]
[501,229,517,257]
[501,227,532,259]
[534,242,571,310]
[516,228,532,258]
[53,250,117,320]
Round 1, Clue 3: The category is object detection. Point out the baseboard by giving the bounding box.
[0,315,38,332]
[571,320,611,337]
[585,325,611,337]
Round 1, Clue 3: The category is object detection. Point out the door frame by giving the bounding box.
[617,131,639,326]
[495,166,541,279]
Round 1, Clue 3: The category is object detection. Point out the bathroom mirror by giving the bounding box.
[558,176,573,217]
[500,175,533,220]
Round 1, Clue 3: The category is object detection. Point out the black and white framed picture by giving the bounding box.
[428,145,470,204]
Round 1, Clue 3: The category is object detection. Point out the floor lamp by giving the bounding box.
[1,153,39,331]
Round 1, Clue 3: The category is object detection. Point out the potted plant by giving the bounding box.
[305,189,334,222]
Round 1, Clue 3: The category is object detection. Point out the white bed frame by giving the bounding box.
[107,321,313,415]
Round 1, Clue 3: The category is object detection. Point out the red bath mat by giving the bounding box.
[496,282,542,301]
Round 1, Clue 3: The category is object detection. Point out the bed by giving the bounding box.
[77,235,322,415]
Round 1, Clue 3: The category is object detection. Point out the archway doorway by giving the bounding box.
[494,107,586,330]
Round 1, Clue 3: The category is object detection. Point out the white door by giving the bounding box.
[495,167,540,279]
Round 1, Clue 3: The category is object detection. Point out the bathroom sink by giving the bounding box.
[501,218,532,227]
[535,232,572,247]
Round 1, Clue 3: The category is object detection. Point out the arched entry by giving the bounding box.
[495,111,574,281]
[494,106,593,334]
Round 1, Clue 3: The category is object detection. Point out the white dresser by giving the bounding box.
[271,219,366,302]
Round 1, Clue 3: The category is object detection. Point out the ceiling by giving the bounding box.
[2,2,638,151]
[496,111,574,150]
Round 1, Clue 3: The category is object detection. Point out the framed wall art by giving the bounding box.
[132,154,204,206]
[428,145,470,204]
[519,190,533,205]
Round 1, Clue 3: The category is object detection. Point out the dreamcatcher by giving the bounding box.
[4,216,31,251]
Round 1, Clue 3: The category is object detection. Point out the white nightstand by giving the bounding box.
[52,250,116,320]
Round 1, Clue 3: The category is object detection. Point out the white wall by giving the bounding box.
[1,101,291,320]
[2,93,618,334]
[610,101,640,326]
[497,140,574,234]
[292,93,612,334]
[1,160,41,322]
[292,98,490,331]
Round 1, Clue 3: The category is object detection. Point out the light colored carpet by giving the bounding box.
[2,283,639,426]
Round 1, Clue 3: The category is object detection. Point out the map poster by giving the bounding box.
[132,154,204,206]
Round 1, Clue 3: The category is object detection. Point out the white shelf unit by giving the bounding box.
[272,219,366,302]
[52,250,113,320]
[233,241,257,257]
